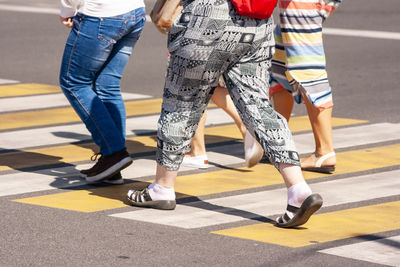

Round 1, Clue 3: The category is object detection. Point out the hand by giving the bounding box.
[60,16,74,28]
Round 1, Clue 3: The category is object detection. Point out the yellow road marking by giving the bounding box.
[0,98,163,131]
[205,116,366,141]
[212,201,400,247]
[0,117,366,172]
[0,83,60,98]
[12,144,400,212]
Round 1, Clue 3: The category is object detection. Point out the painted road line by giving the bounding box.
[0,97,217,131]
[0,92,152,113]
[0,122,396,172]
[319,235,400,266]
[1,4,399,41]
[294,122,400,155]
[0,114,365,151]
[323,27,400,41]
[0,83,60,98]
[0,108,232,151]
[213,201,400,248]
[11,147,400,213]
[0,98,164,131]
[111,169,400,228]
[0,79,19,85]
[0,4,152,21]
[0,151,243,197]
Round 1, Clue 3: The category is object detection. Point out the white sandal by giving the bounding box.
[301,152,336,174]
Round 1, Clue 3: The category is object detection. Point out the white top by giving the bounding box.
[60,0,145,18]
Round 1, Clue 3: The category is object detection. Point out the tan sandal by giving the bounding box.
[301,152,336,174]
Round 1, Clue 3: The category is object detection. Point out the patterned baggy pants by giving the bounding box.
[156,0,301,170]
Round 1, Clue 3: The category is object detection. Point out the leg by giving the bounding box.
[300,96,336,172]
[223,24,321,228]
[271,88,294,122]
[212,85,263,167]
[277,4,336,173]
[93,14,145,140]
[60,10,145,182]
[211,86,246,138]
[181,110,209,169]
[59,14,126,156]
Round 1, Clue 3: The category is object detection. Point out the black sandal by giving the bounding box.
[275,194,323,228]
[127,188,176,210]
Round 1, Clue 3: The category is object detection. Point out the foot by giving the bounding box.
[301,152,336,174]
[244,131,263,168]
[275,194,323,228]
[181,154,209,169]
[85,149,133,183]
[127,188,176,210]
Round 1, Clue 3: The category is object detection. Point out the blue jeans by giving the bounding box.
[59,8,145,156]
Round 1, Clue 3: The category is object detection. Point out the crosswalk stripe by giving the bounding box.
[319,235,400,266]
[0,98,164,131]
[0,83,60,98]
[0,114,365,152]
[0,78,19,85]
[111,169,400,228]
[0,122,396,173]
[0,108,231,151]
[212,200,400,247]
[11,146,400,212]
[0,92,152,113]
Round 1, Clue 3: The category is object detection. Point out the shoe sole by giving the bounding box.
[86,178,124,185]
[276,194,323,228]
[301,166,335,174]
[181,163,209,169]
[127,198,176,210]
[85,157,132,183]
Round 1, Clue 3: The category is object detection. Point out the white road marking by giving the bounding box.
[0,4,151,21]
[323,27,400,40]
[1,120,399,158]
[1,4,399,41]
[0,151,242,197]
[319,235,400,266]
[0,78,19,85]
[0,92,151,113]
[0,108,236,151]
[110,170,400,228]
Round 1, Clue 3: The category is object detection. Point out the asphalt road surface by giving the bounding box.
[0,0,399,266]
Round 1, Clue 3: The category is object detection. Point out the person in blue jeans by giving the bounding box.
[59,0,146,184]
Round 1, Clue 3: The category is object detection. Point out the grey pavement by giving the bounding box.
[0,1,399,266]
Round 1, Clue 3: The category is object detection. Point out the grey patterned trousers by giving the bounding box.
[156,0,300,170]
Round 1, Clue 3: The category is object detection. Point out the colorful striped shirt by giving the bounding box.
[270,0,341,109]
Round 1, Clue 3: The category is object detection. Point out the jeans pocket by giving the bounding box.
[98,18,122,45]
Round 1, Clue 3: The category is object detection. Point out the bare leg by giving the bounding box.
[301,96,336,168]
[279,163,304,188]
[211,86,246,138]
[271,89,294,122]
[155,163,177,188]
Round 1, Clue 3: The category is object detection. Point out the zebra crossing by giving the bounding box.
[1,82,399,266]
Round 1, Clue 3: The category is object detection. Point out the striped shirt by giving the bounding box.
[270,0,341,109]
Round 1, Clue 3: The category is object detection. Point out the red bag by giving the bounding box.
[230,0,278,19]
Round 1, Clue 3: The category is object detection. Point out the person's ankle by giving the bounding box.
[287,181,312,208]
[148,182,175,200]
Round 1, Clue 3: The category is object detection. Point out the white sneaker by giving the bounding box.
[181,155,209,169]
[244,131,264,168]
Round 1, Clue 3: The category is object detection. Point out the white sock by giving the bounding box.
[285,181,312,219]
[148,182,175,201]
